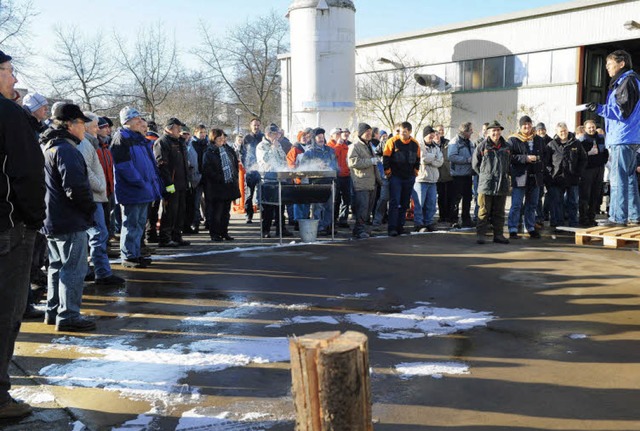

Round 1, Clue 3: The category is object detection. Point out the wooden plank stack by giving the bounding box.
[575,226,640,250]
[289,331,373,431]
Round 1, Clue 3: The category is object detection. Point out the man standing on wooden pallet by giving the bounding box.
[587,50,640,227]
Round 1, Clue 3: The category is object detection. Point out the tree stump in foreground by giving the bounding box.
[289,331,372,431]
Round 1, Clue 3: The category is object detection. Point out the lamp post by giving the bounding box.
[235,108,243,134]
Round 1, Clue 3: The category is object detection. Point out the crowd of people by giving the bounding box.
[1,47,640,419]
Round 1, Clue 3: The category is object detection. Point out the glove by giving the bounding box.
[165,184,176,194]
[370,157,378,165]
[586,102,597,112]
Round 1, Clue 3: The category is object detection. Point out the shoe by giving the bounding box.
[56,317,96,332]
[0,398,32,419]
[493,235,510,244]
[627,220,640,226]
[262,232,271,238]
[121,258,147,269]
[23,307,44,320]
[211,235,223,242]
[245,219,253,224]
[223,234,235,241]
[141,245,154,257]
[175,239,191,246]
[418,226,429,233]
[354,232,370,239]
[84,269,95,282]
[414,225,424,232]
[426,224,437,232]
[599,220,626,228]
[95,274,126,285]
[509,232,520,239]
[388,230,399,237]
[158,240,179,247]
[476,234,486,245]
[44,313,56,325]
[140,257,152,266]
[529,230,541,239]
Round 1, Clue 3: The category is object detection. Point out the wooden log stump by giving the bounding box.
[289,331,372,431]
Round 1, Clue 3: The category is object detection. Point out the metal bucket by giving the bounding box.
[298,219,319,242]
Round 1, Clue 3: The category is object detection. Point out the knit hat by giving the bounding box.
[313,127,325,136]
[357,123,372,137]
[98,116,110,128]
[120,106,141,125]
[486,120,504,131]
[422,125,436,137]
[165,117,186,128]
[52,103,92,122]
[535,122,546,131]
[266,123,280,134]
[379,129,387,137]
[22,93,48,113]
[0,50,11,64]
[519,115,533,126]
[329,127,342,136]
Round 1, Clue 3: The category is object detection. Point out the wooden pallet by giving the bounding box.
[575,226,640,249]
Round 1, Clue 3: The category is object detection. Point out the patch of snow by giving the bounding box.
[340,292,371,298]
[568,333,588,339]
[266,315,340,328]
[71,421,87,431]
[111,414,154,430]
[9,386,55,404]
[176,408,281,431]
[395,361,470,379]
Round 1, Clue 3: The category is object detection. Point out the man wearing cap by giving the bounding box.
[507,115,546,239]
[111,107,163,268]
[413,126,443,232]
[39,103,97,332]
[22,92,48,137]
[587,50,640,226]
[347,123,381,239]
[154,118,191,247]
[0,49,47,419]
[472,121,511,244]
[327,127,351,227]
[256,123,293,238]
[301,128,338,236]
[383,121,421,236]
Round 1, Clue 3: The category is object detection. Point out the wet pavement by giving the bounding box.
[6,215,640,430]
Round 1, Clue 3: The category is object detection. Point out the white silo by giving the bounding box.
[286,0,356,134]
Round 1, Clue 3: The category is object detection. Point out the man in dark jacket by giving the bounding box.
[579,119,608,226]
[588,50,640,226]
[111,107,163,268]
[535,122,553,226]
[240,118,264,223]
[189,124,208,232]
[41,103,97,333]
[507,116,546,239]
[154,117,191,247]
[472,121,510,244]
[0,50,46,420]
[544,122,588,229]
[448,122,476,227]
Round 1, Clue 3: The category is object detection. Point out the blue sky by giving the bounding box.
[20,0,570,88]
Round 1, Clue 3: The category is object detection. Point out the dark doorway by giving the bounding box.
[581,38,640,126]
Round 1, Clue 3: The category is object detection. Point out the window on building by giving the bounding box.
[505,54,527,87]
[527,51,552,85]
[463,59,483,90]
[484,56,505,89]
[445,62,463,92]
[550,48,577,84]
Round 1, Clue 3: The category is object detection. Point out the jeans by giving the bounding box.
[312,197,333,231]
[0,224,36,405]
[121,203,148,259]
[47,231,88,324]
[373,178,389,225]
[294,204,310,221]
[608,144,640,223]
[388,176,415,233]
[87,204,112,279]
[548,185,579,227]
[244,173,259,221]
[413,182,438,227]
[508,185,540,233]
[352,189,376,235]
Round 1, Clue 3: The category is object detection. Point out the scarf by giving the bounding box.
[219,146,234,183]
[510,131,535,142]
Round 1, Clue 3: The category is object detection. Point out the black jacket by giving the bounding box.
[0,95,46,232]
[580,133,608,169]
[154,134,189,192]
[472,136,511,196]
[544,133,588,187]
[40,127,95,235]
[508,134,546,188]
[202,144,241,201]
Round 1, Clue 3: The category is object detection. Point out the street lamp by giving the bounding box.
[235,108,243,134]
[377,57,405,70]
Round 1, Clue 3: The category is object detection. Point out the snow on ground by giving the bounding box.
[568,333,588,339]
[395,361,470,379]
[9,386,56,404]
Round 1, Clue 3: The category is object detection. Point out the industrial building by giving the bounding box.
[280,0,640,138]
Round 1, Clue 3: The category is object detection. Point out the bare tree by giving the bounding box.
[46,26,120,111]
[196,10,288,122]
[158,71,224,127]
[0,0,37,64]
[356,53,459,132]
[114,22,179,121]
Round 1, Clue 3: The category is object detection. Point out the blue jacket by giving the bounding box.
[301,143,337,184]
[40,127,96,235]
[596,69,640,146]
[111,128,163,205]
[448,134,475,176]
